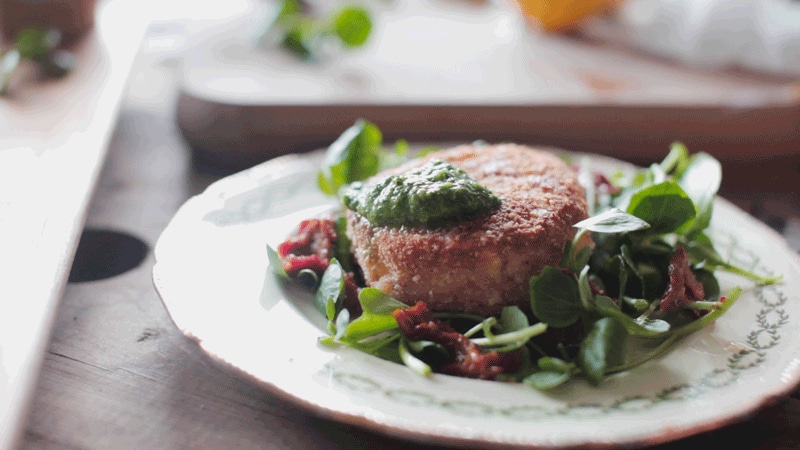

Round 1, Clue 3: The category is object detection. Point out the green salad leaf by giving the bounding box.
[1,27,73,96]
[573,208,651,234]
[264,0,372,61]
[332,7,372,47]
[626,181,696,234]
[529,267,582,328]
[317,119,383,195]
[341,288,405,341]
[578,317,628,385]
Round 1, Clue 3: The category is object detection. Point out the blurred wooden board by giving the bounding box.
[176,0,800,172]
[0,0,148,447]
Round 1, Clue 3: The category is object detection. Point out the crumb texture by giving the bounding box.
[347,144,588,316]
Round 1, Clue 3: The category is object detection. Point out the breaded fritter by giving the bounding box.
[346,143,588,316]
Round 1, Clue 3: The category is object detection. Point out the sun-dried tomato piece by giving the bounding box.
[276,218,361,311]
[393,302,520,380]
[659,246,706,312]
[282,254,328,277]
[278,219,337,260]
[278,218,338,278]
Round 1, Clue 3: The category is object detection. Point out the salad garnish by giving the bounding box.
[1,27,75,96]
[269,121,781,389]
[261,0,373,61]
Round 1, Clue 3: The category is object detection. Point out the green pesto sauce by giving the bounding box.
[342,159,501,229]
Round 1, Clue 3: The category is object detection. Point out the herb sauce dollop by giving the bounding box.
[343,159,501,228]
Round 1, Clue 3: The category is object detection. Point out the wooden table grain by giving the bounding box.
[20,17,800,450]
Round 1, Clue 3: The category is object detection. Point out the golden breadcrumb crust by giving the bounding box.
[346,143,588,316]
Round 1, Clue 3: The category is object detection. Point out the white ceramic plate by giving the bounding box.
[153,150,800,448]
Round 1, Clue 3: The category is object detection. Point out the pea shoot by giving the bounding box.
[0,27,75,95]
[262,0,373,61]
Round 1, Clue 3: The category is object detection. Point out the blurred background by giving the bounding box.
[3,0,798,178]
[120,0,800,189]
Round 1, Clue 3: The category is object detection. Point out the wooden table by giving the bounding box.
[14,3,800,449]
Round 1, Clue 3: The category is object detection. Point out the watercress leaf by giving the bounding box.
[574,245,592,274]
[636,236,676,257]
[499,306,529,332]
[626,181,696,234]
[331,6,372,47]
[577,265,595,311]
[277,0,300,21]
[281,24,316,60]
[561,228,590,273]
[679,152,721,232]
[325,296,337,323]
[530,266,582,327]
[578,317,629,385]
[16,28,60,60]
[594,294,618,311]
[342,288,407,341]
[358,287,408,314]
[314,259,344,320]
[318,119,382,195]
[637,262,665,300]
[524,370,572,390]
[659,141,690,176]
[537,356,572,373]
[574,208,651,234]
[337,332,402,363]
[344,314,399,341]
[620,244,643,294]
[266,245,290,280]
